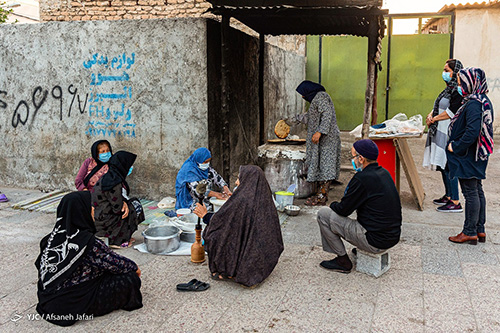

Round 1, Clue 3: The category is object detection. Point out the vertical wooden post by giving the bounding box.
[361,18,378,139]
[221,15,231,182]
[259,34,265,145]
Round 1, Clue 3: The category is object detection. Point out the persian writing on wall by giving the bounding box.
[83,52,137,138]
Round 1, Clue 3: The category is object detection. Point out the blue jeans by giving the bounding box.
[459,178,486,236]
[440,167,459,201]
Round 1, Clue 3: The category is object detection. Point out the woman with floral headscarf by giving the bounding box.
[423,59,464,213]
[447,67,494,245]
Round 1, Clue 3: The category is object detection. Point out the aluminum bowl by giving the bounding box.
[180,231,196,243]
[284,205,301,216]
[142,225,180,254]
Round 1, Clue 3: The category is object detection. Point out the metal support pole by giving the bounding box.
[318,35,322,84]
[221,15,231,182]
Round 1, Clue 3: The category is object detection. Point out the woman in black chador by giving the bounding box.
[35,191,142,326]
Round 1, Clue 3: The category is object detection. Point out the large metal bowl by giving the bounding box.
[180,231,196,243]
[142,225,180,254]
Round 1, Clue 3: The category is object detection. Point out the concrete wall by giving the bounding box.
[454,8,500,132]
[207,21,307,185]
[264,44,307,141]
[0,18,208,199]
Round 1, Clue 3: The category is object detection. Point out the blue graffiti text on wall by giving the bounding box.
[85,121,136,138]
[84,51,137,138]
[89,103,132,121]
[83,53,135,70]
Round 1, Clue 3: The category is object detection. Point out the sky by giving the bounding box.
[381,0,458,34]
[382,0,454,14]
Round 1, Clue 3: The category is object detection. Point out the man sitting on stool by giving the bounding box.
[317,139,402,273]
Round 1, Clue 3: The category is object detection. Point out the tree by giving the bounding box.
[0,1,14,24]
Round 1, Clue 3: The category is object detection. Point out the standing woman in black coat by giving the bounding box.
[447,67,494,244]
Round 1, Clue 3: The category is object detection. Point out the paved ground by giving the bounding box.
[1,136,500,332]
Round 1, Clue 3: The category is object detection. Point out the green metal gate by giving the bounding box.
[306,14,453,130]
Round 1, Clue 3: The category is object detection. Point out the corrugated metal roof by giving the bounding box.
[439,1,500,12]
[208,1,387,37]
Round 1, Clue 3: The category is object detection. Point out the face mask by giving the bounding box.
[457,86,464,96]
[198,163,210,171]
[127,166,133,176]
[442,71,451,82]
[351,159,362,172]
[233,186,238,192]
[99,152,111,163]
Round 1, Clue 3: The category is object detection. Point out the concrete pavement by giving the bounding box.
[1,136,500,332]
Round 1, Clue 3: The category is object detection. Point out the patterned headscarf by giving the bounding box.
[449,67,494,161]
[428,59,463,137]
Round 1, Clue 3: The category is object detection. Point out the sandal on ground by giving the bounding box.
[176,279,210,292]
[304,195,318,206]
[305,195,328,206]
[211,273,232,281]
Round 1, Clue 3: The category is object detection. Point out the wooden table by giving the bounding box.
[371,135,425,211]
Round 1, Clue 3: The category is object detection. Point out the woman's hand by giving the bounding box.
[121,202,129,219]
[136,267,141,278]
[426,112,433,127]
[210,191,225,200]
[91,206,95,221]
[193,203,208,218]
[448,143,454,153]
[312,131,322,144]
[222,186,232,198]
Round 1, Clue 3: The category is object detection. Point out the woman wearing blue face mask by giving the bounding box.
[447,67,494,245]
[175,147,232,211]
[75,140,113,192]
[91,151,145,248]
[423,59,464,213]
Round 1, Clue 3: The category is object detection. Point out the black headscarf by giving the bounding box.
[100,151,136,192]
[296,80,326,103]
[35,191,105,326]
[203,165,284,287]
[83,140,113,188]
[35,191,95,292]
[428,59,464,136]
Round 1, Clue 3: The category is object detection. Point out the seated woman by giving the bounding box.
[35,191,142,327]
[193,165,284,287]
[175,147,232,211]
[75,140,113,192]
[91,151,145,248]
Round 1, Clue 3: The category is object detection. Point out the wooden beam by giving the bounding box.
[259,34,265,145]
[361,18,378,139]
[221,15,231,182]
[208,0,382,8]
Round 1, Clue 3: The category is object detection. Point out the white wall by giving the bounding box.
[454,8,500,132]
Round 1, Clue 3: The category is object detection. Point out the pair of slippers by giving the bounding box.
[0,194,8,203]
[176,279,210,292]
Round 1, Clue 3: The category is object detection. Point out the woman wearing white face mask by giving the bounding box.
[175,147,232,211]
[423,59,464,213]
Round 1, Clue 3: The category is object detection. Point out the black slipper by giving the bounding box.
[176,279,210,292]
[320,259,351,274]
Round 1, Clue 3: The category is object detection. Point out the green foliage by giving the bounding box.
[0,1,14,24]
